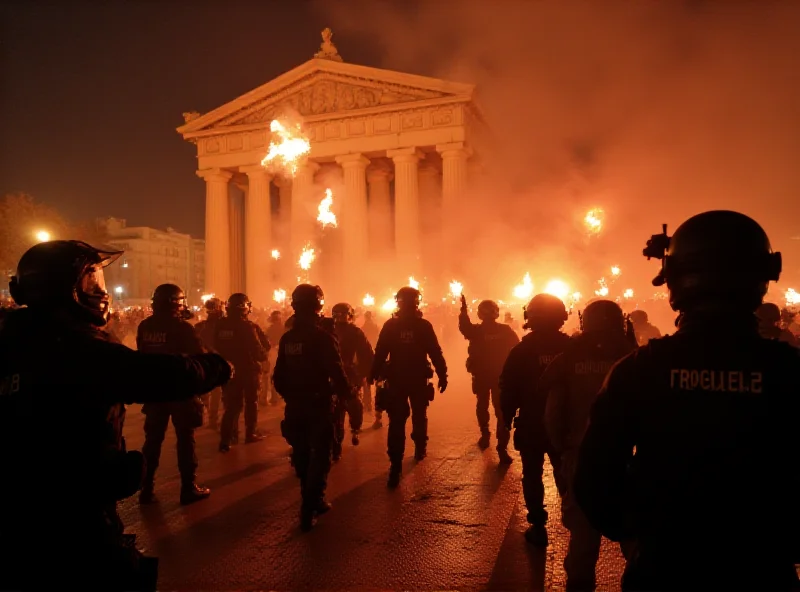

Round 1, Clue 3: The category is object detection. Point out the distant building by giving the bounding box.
[100,217,205,306]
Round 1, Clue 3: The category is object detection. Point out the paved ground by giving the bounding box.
[120,341,625,591]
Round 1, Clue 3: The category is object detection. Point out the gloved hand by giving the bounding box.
[460,294,467,311]
[438,377,448,393]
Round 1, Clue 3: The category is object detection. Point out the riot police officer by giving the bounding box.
[756,302,798,346]
[194,297,225,428]
[628,309,662,345]
[574,211,800,591]
[214,293,270,452]
[265,310,286,405]
[459,296,520,461]
[0,240,232,590]
[499,293,571,546]
[541,300,635,590]
[360,310,380,416]
[272,284,350,531]
[369,287,448,488]
[137,284,211,505]
[332,303,373,454]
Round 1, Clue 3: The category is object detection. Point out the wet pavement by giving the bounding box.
[120,347,625,591]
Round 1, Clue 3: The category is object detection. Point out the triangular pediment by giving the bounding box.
[178,59,475,136]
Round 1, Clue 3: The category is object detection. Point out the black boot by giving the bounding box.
[245,430,265,443]
[180,481,211,506]
[524,524,548,546]
[138,480,157,505]
[300,507,316,532]
[351,430,360,446]
[477,431,491,450]
[387,463,402,488]
[497,448,513,464]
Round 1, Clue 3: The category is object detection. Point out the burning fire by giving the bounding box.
[317,188,337,228]
[200,293,215,303]
[299,244,315,271]
[408,276,420,290]
[513,273,534,300]
[544,279,570,302]
[611,265,621,277]
[362,293,375,307]
[381,297,396,312]
[584,208,604,235]
[273,289,286,304]
[449,280,463,298]
[260,119,311,176]
[271,249,280,260]
[595,278,609,297]
[786,288,800,306]
[623,288,634,299]
[570,291,582,304]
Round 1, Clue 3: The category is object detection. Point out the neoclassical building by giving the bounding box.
[178,29,485,305]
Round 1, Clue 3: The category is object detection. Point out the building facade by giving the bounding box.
[100,217,206,306]
[177,29,488,307]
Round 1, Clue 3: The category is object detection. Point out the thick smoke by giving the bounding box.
[315,0,800,325]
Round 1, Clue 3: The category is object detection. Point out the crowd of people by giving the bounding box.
[0,209,799,591]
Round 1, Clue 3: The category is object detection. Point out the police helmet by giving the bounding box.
[9,240,122,326]
[268,310,282,323]
[204,297,222,313]
[644,211,781,313]
[395,286,421,311]
[364,311,373,321]
[755,302,781,325]
[523,293,568,331]
[291,284,324,313]
[477,300,500,321]
[152,284,187,317]
[580,300,625,333]
[226,293,252,317]
[628,309,648,324]
[332,302,355,323]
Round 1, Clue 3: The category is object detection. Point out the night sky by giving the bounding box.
[0,0,387,238]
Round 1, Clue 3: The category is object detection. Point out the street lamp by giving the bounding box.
[114,286,124,296]
[35,230,50,242]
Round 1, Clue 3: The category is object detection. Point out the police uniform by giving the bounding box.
[0,307,231,589]
[370,312,447,465]
[458,309,520,453]
[632,321,662,346]
[360,316,380,411]
[332,320,373,453]
[542,331,634,591]
[194,312,224,426]
[499,329,571,530]
[137,314,207,498]
[272,314,350,517]
[265,318,286,404]
[214,314,270,448]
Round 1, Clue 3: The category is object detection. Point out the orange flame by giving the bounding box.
[362,293,375,307]
[584,208,604,235]
[449,280,463,298]
[513,273,533,300]
[317,188,337,228]
[260,119,311,177]
[273,289,286,304]
[299,244,315,271]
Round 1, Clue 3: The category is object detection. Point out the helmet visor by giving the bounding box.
[80,265,108,295]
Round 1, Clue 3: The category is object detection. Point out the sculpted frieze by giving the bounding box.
[214,74,446,128]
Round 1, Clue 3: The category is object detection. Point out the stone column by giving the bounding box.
[229,190,245,295]
[197,168,232,298]
[290,160,320,260]
[335,154,370,294]
[388,148,424,275]
[276,177,292,248]
[437,142,471,270]
[418,165,442,278]
[367,167,393,257]
[241,165,273,307]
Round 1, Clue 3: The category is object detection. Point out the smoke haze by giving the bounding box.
[315,0,800,324]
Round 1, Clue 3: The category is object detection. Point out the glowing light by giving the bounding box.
[299,244,315,271]
[362,293,375,307]
[317,188,337,228]
[611,265,621,276]
[114,286,124,295]
[273,289,287,304]
[449,280,463,298]
[595,278,609,297]
[200,293,215,303]
[34,230,50,242]
[271,249,281,260]
[121,261,129,268]
[381,297,396,312]
[584,208,604,235]
[513,273,534,300]
[623,288,634,299]
[260,119,311,176]
[571,291,582,304]
[543,279,570,302]
[408,276,420,290]
[786,288,800,306]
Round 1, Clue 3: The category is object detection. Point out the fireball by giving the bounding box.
[273,289,287,304]
[362,293,375,307]
[543,279,570,302]
[271,249,280,260]
[381,297,396,312]
[611,265,621,277]
[260,119,311,177]
[786,288,800,306]
[408,276,420,290]
[595,278,609,297]
[513,273,534,300]
[623,288,634,299]
[317,188,337,228]
[200,293,215,304]
[584,208,604,235]
[449,280,463,298]
[299,244,315,271]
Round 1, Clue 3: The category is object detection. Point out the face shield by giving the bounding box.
[75,248,121,323]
